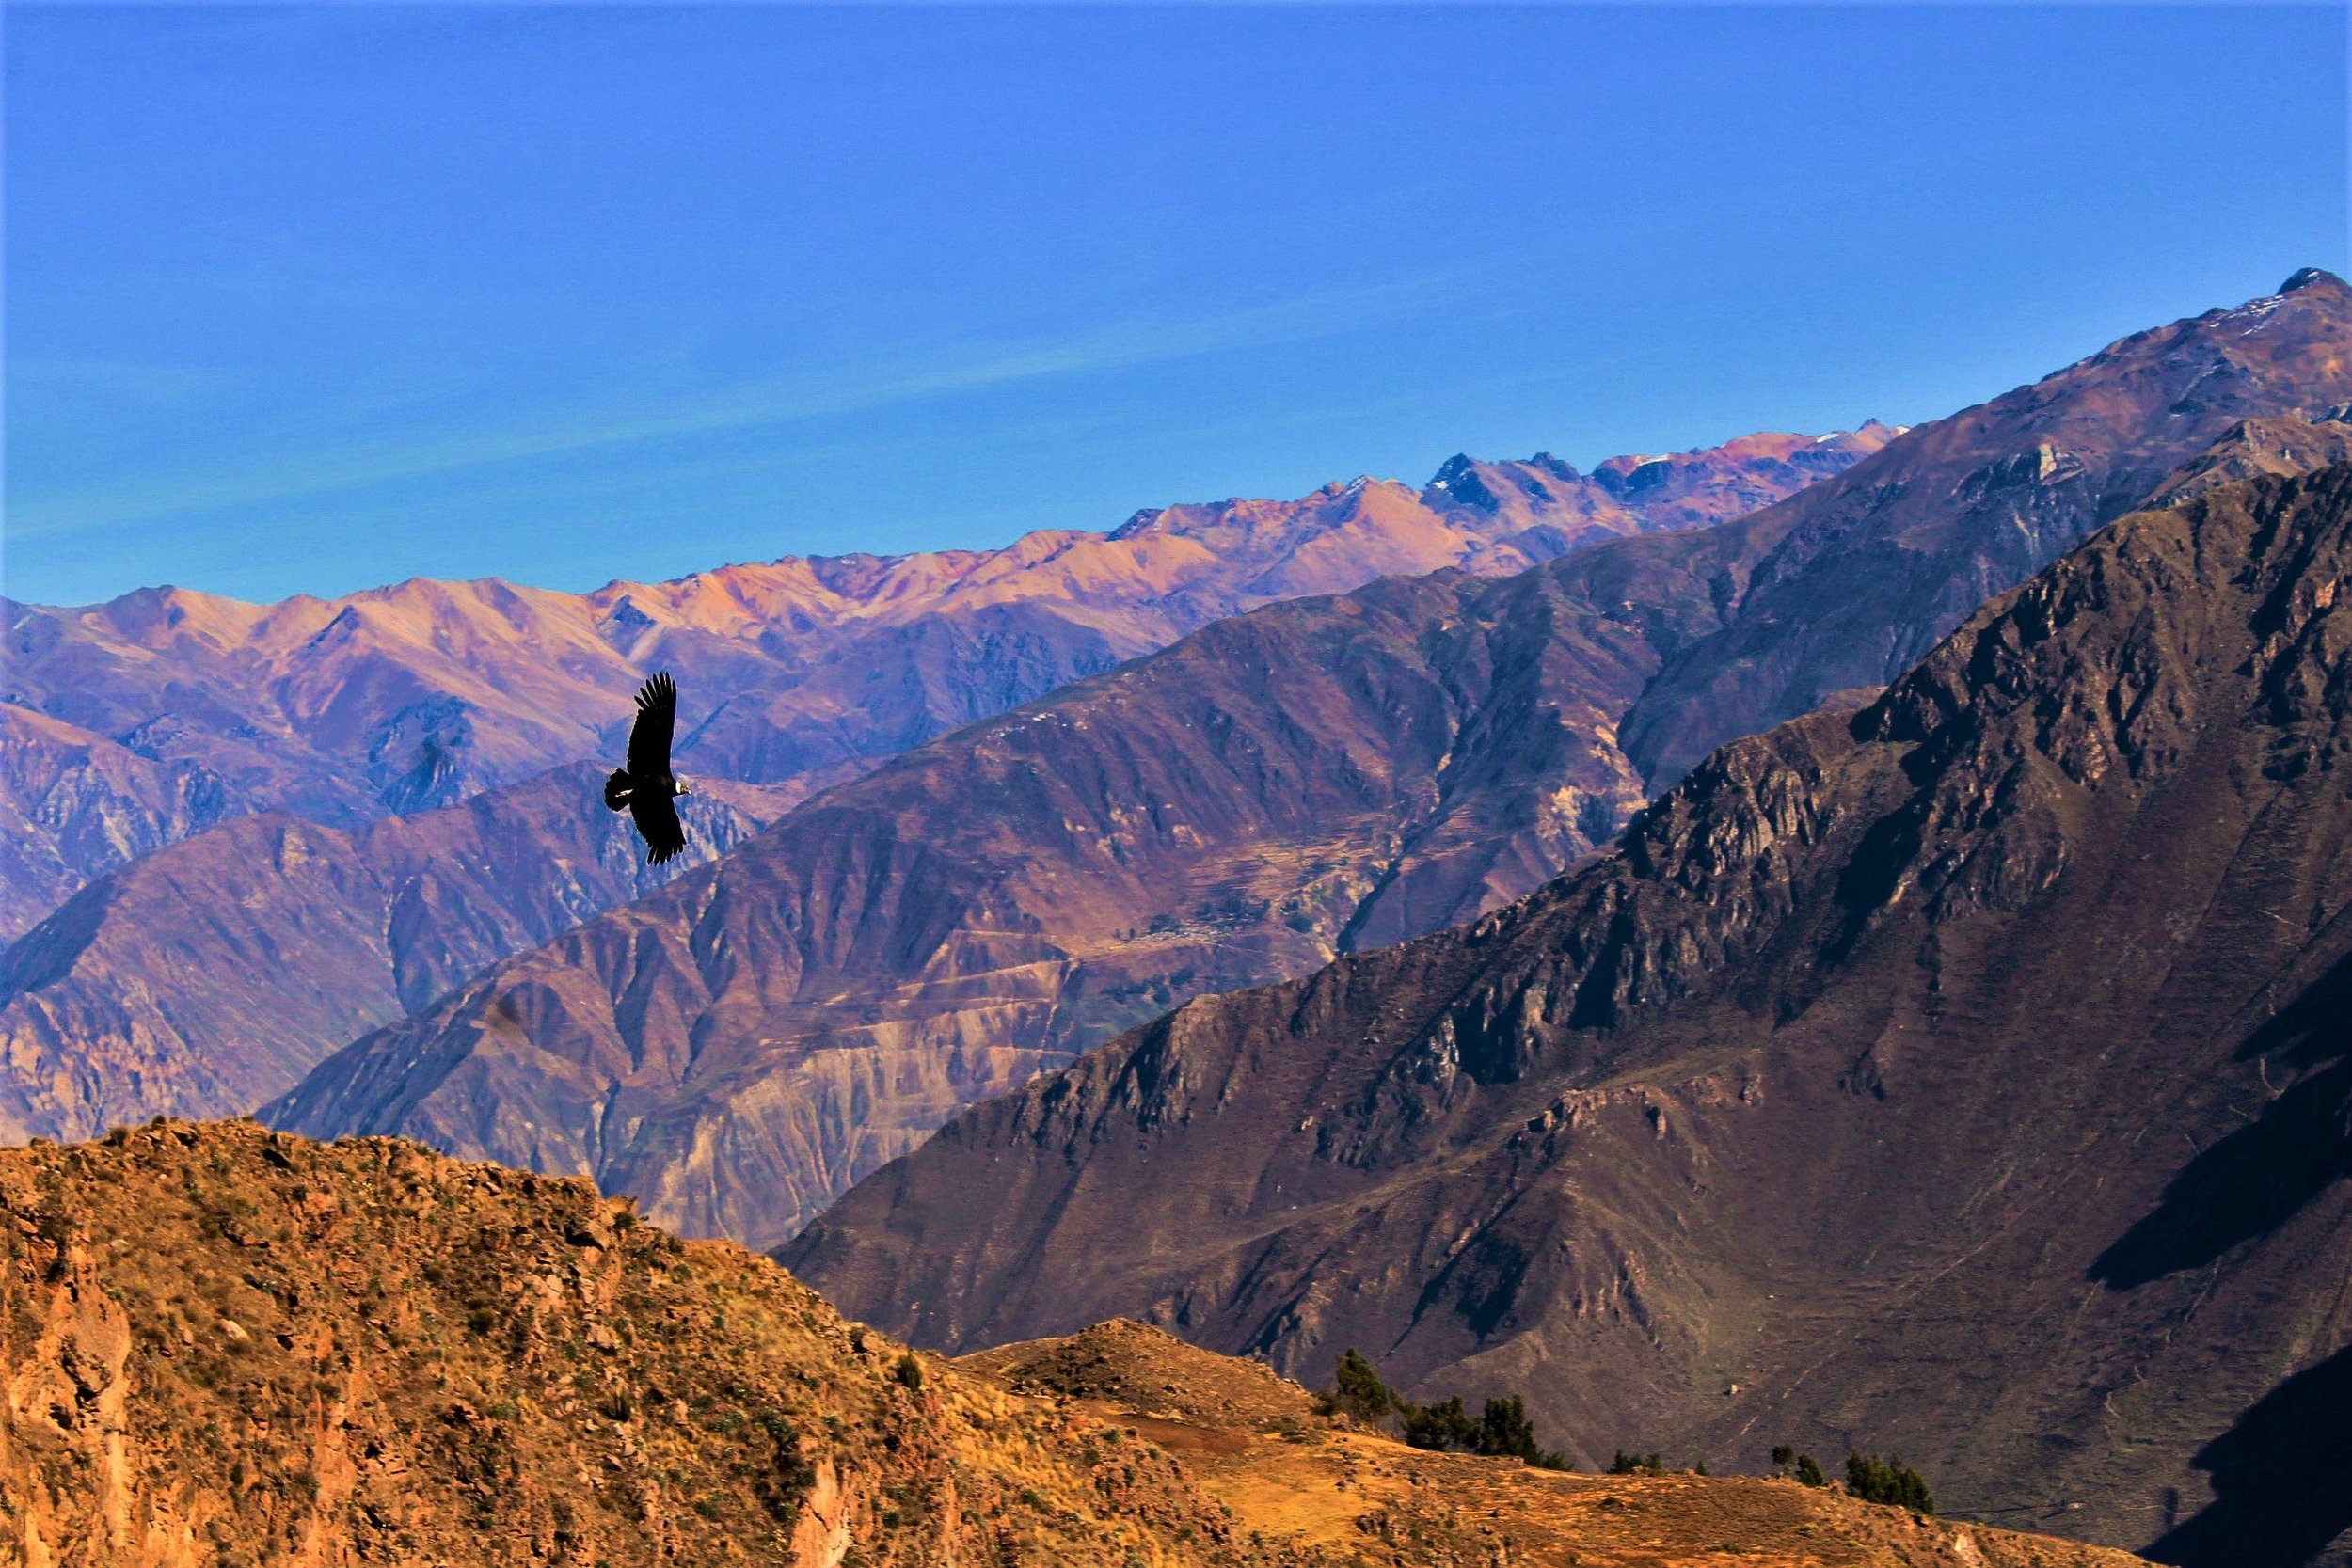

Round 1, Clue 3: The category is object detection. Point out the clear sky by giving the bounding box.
[6,4,2346,608]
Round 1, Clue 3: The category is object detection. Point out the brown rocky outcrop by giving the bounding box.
[0,1120,1252,1567]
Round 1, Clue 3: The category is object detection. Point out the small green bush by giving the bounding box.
[1470,1396,1565,1469]
[1325,1350,1565,1467]
[1846,1450,1934,1513]
[1325,1348,1395,1426]
[1402,1396,1475,1451]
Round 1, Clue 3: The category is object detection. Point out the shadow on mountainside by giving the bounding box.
[2144,1342,2352,1568]
[2092,950,2352,1291]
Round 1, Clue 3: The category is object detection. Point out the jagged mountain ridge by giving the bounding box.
[785,463,2352,1567]
[0,426,1884,937]
[0,768,796,1145]
[261,277,2352,1258]
[2141,405,2352,504]
[1611,269,2352,785]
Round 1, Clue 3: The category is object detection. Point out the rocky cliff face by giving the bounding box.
[266,279,2352,1261]
[2141,407,2352,504]
[2,427,1882,935]
[0,769,792,1144]
[786,464,2352,1567]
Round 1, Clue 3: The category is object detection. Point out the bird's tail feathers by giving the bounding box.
[603,769,634,811]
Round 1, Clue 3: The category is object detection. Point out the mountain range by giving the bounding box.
[264,272,2352,1258]
[1,427,1884,941]
[0,435,1903,1140]
[785,454,2352,1566]
[13,271,2352,1568]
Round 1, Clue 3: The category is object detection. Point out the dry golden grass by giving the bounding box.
[0,1122,1266,1568]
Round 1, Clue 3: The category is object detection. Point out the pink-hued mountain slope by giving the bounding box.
[1,425,1890,936]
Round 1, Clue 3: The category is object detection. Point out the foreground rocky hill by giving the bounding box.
[0,1122,2143,1567]
[268,277,2352,1255]
[0,1120,1255,1567]
[2,427,1881,935]
[786,463,2352,1567]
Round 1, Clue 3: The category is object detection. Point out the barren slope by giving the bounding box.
[787,464,2352,1567]
[0,706,231,942]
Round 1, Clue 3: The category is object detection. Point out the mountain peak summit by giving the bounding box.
[2280,265,2345,295]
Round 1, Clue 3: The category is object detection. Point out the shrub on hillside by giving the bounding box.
[1325,1348,1394,1426]
[1322,1351,1565,1468]
[1846,1450,1934,1514]
[1402,1395,1476,1452]
[1771,1445,1829,1487]
[1471,1396,1566,1469]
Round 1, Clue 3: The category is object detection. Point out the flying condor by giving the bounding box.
[604,671,691,865]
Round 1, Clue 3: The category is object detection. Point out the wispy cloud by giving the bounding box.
[8,277,1439,540]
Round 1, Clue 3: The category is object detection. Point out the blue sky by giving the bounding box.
[6,5,2346,607]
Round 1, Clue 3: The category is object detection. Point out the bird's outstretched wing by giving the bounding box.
[630,792,687,866]
[628,672,677,778]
